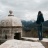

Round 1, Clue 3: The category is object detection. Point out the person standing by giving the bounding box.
[36,11,44,40]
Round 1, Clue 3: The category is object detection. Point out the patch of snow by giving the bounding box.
[22,37,48,42]
[42,38,48,42]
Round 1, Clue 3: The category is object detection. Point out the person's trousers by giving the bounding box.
[38,24,43,40]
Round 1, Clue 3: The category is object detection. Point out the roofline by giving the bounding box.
[0,26,22,28]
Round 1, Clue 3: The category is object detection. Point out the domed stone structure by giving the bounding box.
[0,11,22,26]
[0,11,22,42]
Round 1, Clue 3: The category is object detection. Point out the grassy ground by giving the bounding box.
[40,42,48,48]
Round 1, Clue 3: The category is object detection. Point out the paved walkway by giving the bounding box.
[22,37,48,42]
[0,39,45,48]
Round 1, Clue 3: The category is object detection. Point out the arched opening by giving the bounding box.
[14,33,21,40]
[5,35,7,39]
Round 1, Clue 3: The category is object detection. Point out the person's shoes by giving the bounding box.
[39,38,43,40]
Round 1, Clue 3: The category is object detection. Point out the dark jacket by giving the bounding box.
[36,14,44,24]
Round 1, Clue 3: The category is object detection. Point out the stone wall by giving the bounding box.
[0,27,22,42]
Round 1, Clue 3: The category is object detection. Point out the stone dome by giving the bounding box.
[0,11,22,27]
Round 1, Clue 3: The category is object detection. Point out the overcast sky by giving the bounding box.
[0,0,48,21]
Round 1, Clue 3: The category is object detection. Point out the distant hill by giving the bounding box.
[43,20,48,27]
[21,20,48,31]
[31,20,48,27]
[21,20,34,31]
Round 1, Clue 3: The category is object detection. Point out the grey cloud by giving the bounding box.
[0,0,48,20]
